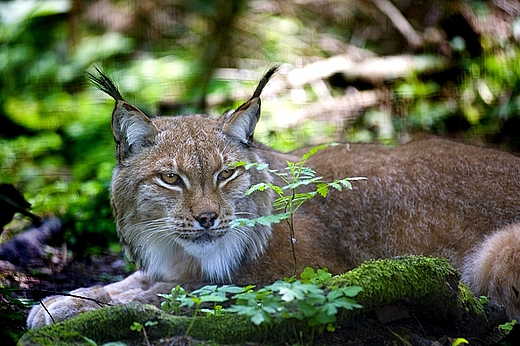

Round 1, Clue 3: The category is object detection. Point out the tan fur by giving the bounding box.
[27,69,520,328]
[462,223,520,319]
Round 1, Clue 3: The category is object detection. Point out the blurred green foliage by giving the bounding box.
[0,0,519,258]
[0,1,126,254]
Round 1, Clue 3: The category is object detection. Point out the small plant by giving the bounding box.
[160,284,253,317]
[498,319,517,335]
[478,295,489,305]
[159,285,188,315]
[160,267,362,341]
[300,266,333,285]
[0,286,33,343]
[229,273,362,328]
[130,320,158,346]
[159,284,255,336]
[452,338,469,346]
[231,143,365,274]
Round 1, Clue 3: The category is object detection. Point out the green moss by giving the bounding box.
[329,255,486,322]
[458,281,485,316]
[330,256,454,305]
[19,304,299,346]
[19,256,488,345]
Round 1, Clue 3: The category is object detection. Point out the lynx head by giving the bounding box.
[88,67,278,283]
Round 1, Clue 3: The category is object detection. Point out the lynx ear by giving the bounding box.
[87,68,158,161]
[220,98,261,146]
[111,101,158,161]
[220,66,278,146]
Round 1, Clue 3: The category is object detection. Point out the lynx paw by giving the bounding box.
[27,286,112,329]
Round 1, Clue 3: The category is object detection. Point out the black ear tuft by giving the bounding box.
[87,66,157,162]
[220,66,279,146]
[87,67,124,101]
[251,65,279,99]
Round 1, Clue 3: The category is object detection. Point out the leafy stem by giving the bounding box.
[231,143,366,275]
[160,268,363,341]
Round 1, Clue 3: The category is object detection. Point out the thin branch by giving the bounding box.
[23,289,113,308]
[371,0,424,48]
[25,288,114,325]
[39,301,56,324]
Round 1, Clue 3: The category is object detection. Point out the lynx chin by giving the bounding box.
[28,67,520,328]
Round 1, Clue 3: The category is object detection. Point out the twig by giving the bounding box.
[387,327,413,346]
[142,326,152,346]
[39,301,56,324]
[29,289,113,325]
[371,0,424,48]
[21,289,113,308]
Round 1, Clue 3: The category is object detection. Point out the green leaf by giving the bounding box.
[273,195,291,206]
[327,289,344,301]
[299,166,317,178]
[254,163,271,171]
[315,268,332,284]
[300,267,316,282]
[331,297,363,310]
[246,182,272,194]
[300,144,330,162]
[130,322,142,332]
[283,176,323,190]
[339,286,363,297]
[297,300,318,317]
[199,295,229,303]
[231,292,259,306]
[278,286,304,302]
[190,285,218,296]
[322,302,339,316]
[230,161,248,168]
[452,338,469,346]
[251,311,269,325]
[271,185,284,195]
[338,180,352,190]
[229,218,253,228]
[316,183,329,198]
[328,181,342,191]
[230,212,290,228]
[308,309,336,326]
[81,336,98,346]
[218,285,254,294]
[286,161,297,177]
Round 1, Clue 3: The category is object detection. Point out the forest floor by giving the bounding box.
[1,227,519,346]
[1,249,128,346]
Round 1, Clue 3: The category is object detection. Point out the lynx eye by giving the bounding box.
[217,168,236,181]
[159,172,183,186]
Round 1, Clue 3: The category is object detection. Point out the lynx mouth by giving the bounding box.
[191,231,224,243]
[192,233,214,243]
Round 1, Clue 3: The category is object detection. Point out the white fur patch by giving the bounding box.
[125,218,268,283]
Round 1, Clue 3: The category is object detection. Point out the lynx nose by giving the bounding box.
[195,212,218,229]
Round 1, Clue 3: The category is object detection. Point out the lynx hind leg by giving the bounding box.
[27,286,112,329]
[461,222,520,320]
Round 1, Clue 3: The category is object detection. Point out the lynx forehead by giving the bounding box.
[150,116,246,178]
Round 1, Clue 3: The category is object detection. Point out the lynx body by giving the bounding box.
[27,68,520,328]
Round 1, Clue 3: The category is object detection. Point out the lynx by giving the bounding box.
[27,67,520,328]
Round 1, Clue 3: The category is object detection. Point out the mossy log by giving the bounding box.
[19,256,507,345]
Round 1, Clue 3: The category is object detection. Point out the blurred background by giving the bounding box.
[2,0,520,268]
[0,0,519,339]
